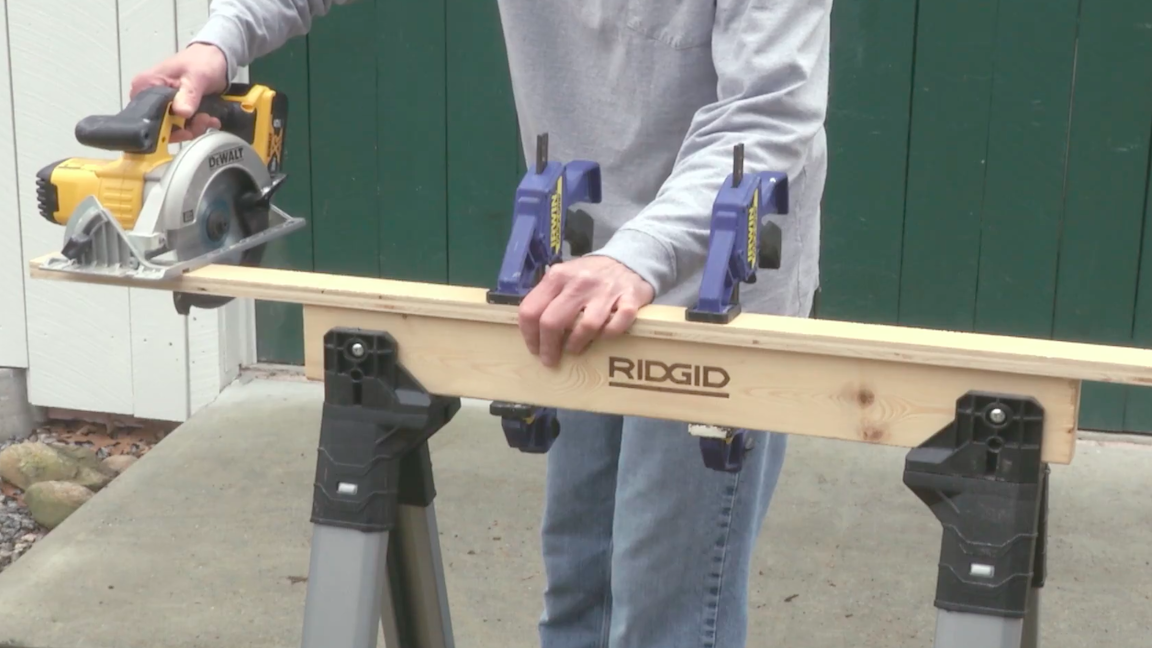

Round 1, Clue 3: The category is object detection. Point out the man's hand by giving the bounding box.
[517,256,655,367]
[129,43,229,143]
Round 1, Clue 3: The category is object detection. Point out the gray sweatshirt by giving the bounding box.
[193,0,829,316]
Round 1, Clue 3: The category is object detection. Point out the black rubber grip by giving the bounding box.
[73,85,259,154]
[74,85,178,154]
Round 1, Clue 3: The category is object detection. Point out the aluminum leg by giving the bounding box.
[301,525,390,648]
[1021,588,1041,648]
[386,500,455,648]
[934,610,1025,648]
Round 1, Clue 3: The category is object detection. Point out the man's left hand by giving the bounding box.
[517,256,655,367]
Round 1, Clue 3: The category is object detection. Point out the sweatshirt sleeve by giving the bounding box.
[588,0,831,299]
[191,0,358,82]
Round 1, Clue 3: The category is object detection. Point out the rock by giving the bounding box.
[1,442,78,489]
[0,441,114,492]
[49,444,103,471]
[101,455,138,474]
[23,481,93,529]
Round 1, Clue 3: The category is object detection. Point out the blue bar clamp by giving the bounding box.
[687,143,789,472]
[486,133,601,453]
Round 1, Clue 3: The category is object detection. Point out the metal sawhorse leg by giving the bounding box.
[904,391,1050,648]
[299,327,461,648]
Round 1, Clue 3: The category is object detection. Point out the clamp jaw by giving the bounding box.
[486,133,600,305]
[686,143,788,324]
[487,134,599,454]
[688,144,789,473]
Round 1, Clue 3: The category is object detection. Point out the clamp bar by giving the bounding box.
[686,143,788,324]
[486,133,600,455]
[687,143,789,473]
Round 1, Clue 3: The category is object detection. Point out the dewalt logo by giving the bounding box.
[607,357,730,399]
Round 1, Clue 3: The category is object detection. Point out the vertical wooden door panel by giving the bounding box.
[1122,0,1152,432]
[250,36,315,365]
[897,0,999,331]
[1053,0,1152,431]
[974,0,1079,339]
[307,0,380,278]
[819,1,918,324]
[445,0,519,288]
[377,0,449,284]
[1126,147,1152,432]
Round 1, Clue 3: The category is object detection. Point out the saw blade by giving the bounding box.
[178,166,270,267]
[170,164,272,314]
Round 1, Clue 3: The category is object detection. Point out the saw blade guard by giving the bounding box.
[140,130,296,268]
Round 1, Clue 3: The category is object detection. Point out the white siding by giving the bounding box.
[5,0,250,421]
[0,2,28,370]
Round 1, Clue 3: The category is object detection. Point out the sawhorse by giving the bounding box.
[295,138,1051,648]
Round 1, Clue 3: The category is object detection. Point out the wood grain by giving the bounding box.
[27,258,1152,387]
[302,305,1080,464]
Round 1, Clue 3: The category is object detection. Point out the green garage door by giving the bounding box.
[249,0,1152,434]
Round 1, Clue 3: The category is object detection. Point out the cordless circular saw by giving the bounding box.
[34,82,304,314]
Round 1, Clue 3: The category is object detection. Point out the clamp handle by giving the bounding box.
[685,143,789,324]
[486,133,601,305]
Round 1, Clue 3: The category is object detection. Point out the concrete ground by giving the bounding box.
[0,375,1149,648]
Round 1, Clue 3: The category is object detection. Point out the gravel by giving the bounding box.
[0,418,175,575]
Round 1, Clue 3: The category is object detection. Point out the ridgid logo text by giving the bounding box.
[607,357,731,399]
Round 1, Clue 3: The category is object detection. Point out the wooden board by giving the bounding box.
[819,1,917,324]
[897,0,998,331]
[27,258,1152,387]
[31,256,1152,463]
[302,304,1081,464]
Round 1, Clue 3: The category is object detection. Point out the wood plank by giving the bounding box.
[819,0,917,324]
[1125,5,1152,433]
[445,0,519,287]
[10,0,134,413]
[896,0,998,331]
[1053,0,1152,432]
[27,257,1152,388]
[377,0,449,283]
[974,0,1079,338]
[0,0,28,369]
[306,0,380,278]
[301,305,1080,464]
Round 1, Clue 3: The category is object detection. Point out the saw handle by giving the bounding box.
[74,85,258,154]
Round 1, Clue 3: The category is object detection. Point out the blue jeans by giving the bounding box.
[538,409,788,648]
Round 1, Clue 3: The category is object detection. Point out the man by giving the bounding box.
[133,1,830,645]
